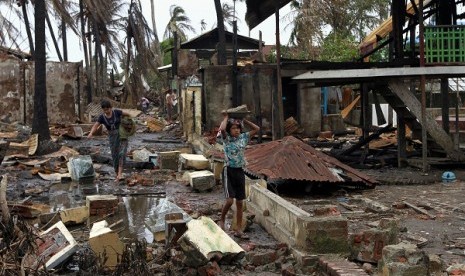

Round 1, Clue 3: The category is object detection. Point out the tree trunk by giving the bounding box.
[45,11,63,61]
[21,1,35,58]
[124,11,133,104]
[80,0,92,103]
[150,0,162,66]
[214,0,227,65]
[94,42,100,97]
[62,0,68,61]
[87,20,94,100]
[32,0,51,142]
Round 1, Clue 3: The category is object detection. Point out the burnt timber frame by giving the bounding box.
[291,0,465,167]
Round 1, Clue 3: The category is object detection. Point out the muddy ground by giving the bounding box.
[1,122,465,275]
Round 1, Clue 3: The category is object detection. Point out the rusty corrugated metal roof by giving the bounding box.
[245,136,376,187]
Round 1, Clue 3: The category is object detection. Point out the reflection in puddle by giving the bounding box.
[47,183,190,244]
[121,196,157,243]
[120,197,191,244]
[48,182,84,212]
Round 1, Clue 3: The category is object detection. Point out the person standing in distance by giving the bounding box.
[87,99,131,182]
[140,97,150,114]
[165,89,174,124]
[217,112,260,239]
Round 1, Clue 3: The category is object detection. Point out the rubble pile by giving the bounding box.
[1,103,465,276]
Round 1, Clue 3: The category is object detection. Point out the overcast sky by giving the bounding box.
[149,1,293,45]
[63,0,293,63]
[2,1,293,63]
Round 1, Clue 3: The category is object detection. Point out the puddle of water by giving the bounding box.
[117,197,191,244]
[48,183,191,244]
[119,196,157,243]
[48,182,85,212]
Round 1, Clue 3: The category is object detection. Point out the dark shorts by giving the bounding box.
[222,166,246,200]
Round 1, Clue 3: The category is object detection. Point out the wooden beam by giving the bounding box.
[388,80,465,161]
[294,66,465,82]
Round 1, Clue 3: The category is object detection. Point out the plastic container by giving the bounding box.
[442,171,456,183]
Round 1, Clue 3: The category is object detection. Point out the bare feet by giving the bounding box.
[114,175,124,184]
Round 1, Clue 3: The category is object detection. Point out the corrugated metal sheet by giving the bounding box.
[245,0,292,30]
[245,136,376,187]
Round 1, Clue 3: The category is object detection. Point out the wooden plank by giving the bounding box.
[403,201,436,219]
[294,66,465,81]
[341,95,360,119]
[361,0,433,51]
[388,80,465,161]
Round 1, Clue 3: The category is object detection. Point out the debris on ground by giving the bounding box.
[1,109,465,276]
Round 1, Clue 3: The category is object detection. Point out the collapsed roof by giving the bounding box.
[245,136,376,187]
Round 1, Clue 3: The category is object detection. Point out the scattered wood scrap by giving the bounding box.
[1,175,10,222]
[338,125,393,156]
[284,117,302,135]
[146,118,165,132]
[403,201,436,220]
[0,140,9,164]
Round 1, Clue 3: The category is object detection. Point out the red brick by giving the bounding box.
[197,261,220,276]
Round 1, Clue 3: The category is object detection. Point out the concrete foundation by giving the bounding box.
[247,183,349,261]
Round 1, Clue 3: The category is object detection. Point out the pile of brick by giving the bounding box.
[86,195,119,216]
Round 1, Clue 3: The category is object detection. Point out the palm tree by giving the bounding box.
[149,0,162,66]
[123,1,158,104]
[200,19,207,33]
[76,0,92,102]
[17,0,35,57]
[46,0,79,62]
[32,0,57,154]
[214,2,239,31]
[214,0,226,65]
[287,0,390,50]
[77,0,128,97]
[0,1,24,50]
[163,5,195,41]
[285,0,323,60]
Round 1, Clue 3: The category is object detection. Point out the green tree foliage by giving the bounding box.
[160,38,174,65]
[286,0,390,61]
[319,33,359,62]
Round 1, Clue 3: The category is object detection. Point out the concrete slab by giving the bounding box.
[178,216,245,266]
[89,220,124,269]
[188,170,215,191]
[179,153,209,171]
[59,206,89,225]
[158,151,180,170]
[379,242,429,276]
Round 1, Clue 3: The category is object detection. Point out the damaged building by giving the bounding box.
[2,0,465,275]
